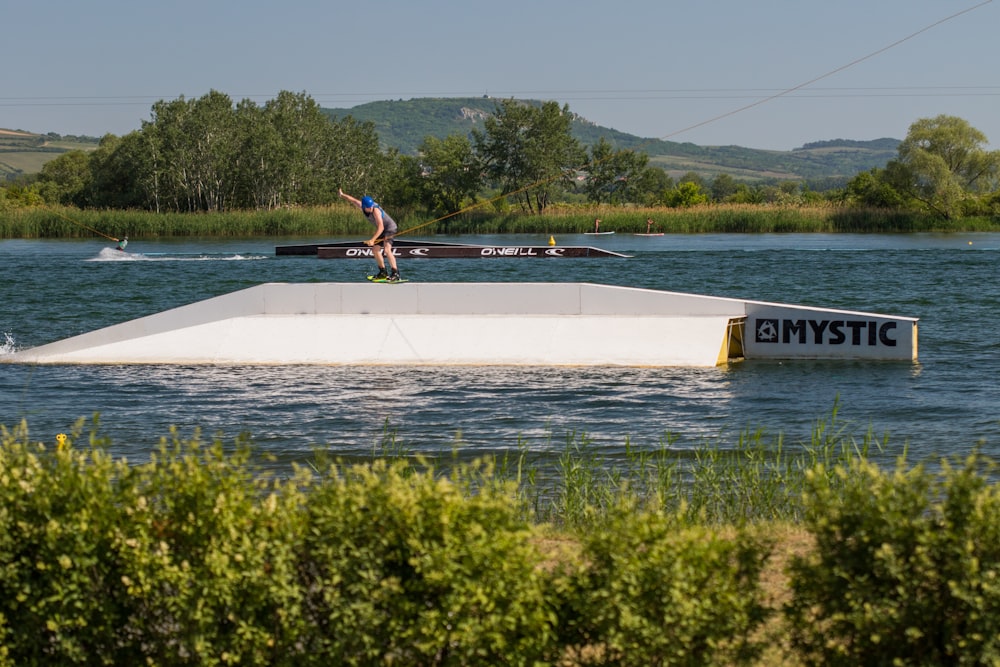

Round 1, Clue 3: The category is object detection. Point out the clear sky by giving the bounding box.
[2,0,996,151]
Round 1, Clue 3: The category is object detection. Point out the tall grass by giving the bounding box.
[2,203,995,238]
[328,405,889,529]
[0,206,377,239]
[438,205,992,234]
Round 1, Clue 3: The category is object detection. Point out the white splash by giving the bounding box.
[0,332,17,355]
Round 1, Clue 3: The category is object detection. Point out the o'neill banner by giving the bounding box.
[743,303,918,361]
[275,240,630,259]
[315,245,629,259]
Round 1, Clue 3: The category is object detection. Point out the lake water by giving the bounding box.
[1,233,998,468]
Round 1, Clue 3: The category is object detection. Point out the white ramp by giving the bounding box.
[4,283,918,367]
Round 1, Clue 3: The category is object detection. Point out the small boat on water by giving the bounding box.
[634,233,664,237]
[583,231,615,235]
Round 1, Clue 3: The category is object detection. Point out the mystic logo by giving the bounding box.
[755,319,779,343]
[754,318,898,347]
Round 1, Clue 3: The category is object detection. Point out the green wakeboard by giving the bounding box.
[366,275,410,283]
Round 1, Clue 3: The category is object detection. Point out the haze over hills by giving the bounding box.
[322,97,900,186]
[3,97,899,186]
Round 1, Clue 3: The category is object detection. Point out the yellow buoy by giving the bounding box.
[548,235,556,246]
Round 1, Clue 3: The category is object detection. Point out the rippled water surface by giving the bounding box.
[2,233,998,466]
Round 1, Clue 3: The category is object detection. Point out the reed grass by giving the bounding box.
[2,204,995,238]
[437,204,995,234]
[323,404,890,529]
[0,205,376,239]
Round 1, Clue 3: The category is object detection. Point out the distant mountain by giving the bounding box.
[322,97,899,185]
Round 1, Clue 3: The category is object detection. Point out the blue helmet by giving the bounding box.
[360,196,375,210]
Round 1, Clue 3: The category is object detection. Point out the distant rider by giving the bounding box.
[116,236,128,251]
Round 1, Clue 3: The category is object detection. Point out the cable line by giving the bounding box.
[395,0,992,238]
[47,208,120,242]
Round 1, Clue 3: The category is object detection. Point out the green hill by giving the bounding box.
[0,130,99,180]
[322,97,899,185]
[5,98,899,187]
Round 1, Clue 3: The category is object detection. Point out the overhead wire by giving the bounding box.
[393,0,993,238]
[5,86,1000,107]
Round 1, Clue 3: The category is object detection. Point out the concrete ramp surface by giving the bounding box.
[5,283,918,367]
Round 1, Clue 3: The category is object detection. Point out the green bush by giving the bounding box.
[0,421,128,665]
[296,459,558,665]
[0,422,311,666]
[557,504,771,666]
[0,425,563,665]
[785,453,1000,665]
[10,418,1000,665]
[111,428,309,666]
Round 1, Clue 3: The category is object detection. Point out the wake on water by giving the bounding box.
[88,248,267,262]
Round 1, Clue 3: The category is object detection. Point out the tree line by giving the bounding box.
[3,90,999,220]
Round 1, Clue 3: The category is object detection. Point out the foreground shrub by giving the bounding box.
[296,459,558,665]
[112,428,309,666]
[0,423,124,665]
[557,504,771,666]
[786,453,1000,665]
[0,426,559,665]
[10,418,1000,665]
[0,423,310,666]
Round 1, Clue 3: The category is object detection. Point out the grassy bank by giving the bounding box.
[1,204,997,239]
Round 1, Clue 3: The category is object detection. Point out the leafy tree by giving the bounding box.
[520,101,586,213]
[191,90,240,211]
[710,173,739,202]
[267,91,318,205]
[581,137,617,205]
[728,183,766,204]
[379,152,424,213]
[230,98,279,209]
[417,134,481,214]
[632,165,673,206]
[35,150,92,206]
[83,91,393,212]
[582,138,650,205]
[473,99,585,214]
[0,184,45,209]
[663,180,709,208]
[842,168,907,208]
[893,114,1000,219]
[321,114,395,204]
[677,171,706,188]
[144,95,199,211]
[87,133,151,209]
